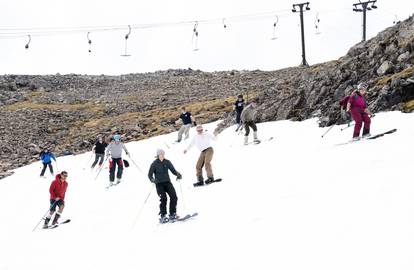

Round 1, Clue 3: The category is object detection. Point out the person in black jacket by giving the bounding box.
[148,149,182,223]
[233,94,245,128]
[91,137,108,169]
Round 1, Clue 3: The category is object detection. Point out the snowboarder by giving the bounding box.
[39,149,56,178]
[43,171,69,228]
[346,82,372,140]
[240,100,260,145]
[91,136,108,169]
[148,149,182,223]
[176,107,195,143]
[105,134,130,186]
[183,125,218,186]
[233,94,245,130]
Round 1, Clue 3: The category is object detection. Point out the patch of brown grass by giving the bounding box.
[403,99,414,113]
[4,101,104,114]
[376,67,414,86]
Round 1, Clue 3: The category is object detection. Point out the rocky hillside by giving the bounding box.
[226,15,414,128]
[1,16,414,179]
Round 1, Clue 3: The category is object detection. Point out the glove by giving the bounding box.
[193,121,197,127]
[150,178,155,183]
[176,173,182,180]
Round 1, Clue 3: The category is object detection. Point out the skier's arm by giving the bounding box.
[122,143,130,156]
[167,160,178,176]
[105,144,111,157]
[240,107,247,121]
[185,137,196,153]
[51,153,56,162]
[148,163,155,182]
[49,181,56,199]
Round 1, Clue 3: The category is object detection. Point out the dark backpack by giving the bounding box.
[339,96,350,109]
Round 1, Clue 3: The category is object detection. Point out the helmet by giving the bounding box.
[113,134,121,141]
[238,94,243,98]
[357,82,368,90]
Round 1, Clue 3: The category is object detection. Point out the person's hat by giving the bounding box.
[196,125,203,131]
[357,82,368,90]
[238,94,243,98]
[156,149,165,156]
[113,134,121,141]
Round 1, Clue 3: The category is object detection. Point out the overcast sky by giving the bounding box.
[0,0,413,75]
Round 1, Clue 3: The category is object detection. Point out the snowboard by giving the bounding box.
[159,213,198,224]
[193,178,222,187]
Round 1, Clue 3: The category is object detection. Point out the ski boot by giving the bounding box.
[244,136,249,145]
[169,213,179,221]
[362,129,371,138]
[193,176,204,187]
[159,215,169,224]
[52,212,61,226]
[253,131,261,144]
[205,176,215,185]
[351,136,360,142]
[116,178,121,184]
[43,217,51,229]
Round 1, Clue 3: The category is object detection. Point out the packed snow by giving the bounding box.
[0,111,413,270]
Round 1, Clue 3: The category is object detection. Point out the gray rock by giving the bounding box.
[377,61,392,75]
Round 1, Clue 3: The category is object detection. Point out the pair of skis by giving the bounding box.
[43,219,71,229]
[336,129,397,146]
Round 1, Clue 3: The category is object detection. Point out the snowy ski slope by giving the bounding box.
[0,111,413,270]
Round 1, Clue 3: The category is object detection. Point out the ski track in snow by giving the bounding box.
[0,111,413,270]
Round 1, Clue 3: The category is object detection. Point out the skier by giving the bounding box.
[148,149,182,223]
[105,134,130,186]
[39,148,56,178]
[91,136,108,169]
[240,100,260,145]
[43,171,69,228]
[184,125,218,186]
[176,107,195,143]
[233,94,245,130]
[346,82,372,140]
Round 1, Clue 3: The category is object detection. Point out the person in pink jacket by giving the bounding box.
[346,82,372,140]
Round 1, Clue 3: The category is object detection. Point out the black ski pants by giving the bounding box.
[91,153,105,168]
[244,121,257,136]
[40,162,54,176]
[109,158,123,182]
[235,110,242,124]
[156,182,177,216]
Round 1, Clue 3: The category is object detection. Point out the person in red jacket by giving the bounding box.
[346,82,372,140]
[43,171,69,228]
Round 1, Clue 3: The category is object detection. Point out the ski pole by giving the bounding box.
[178,177,187,213]
[340,114,375,131]
[83,153,94,169]
[94,155,109,180]
[321,124,336,138]
[129,157,143,173]
[32,201,57,231]
[341,122,354,131]
[55,160,59,173]
[131,184,154,229]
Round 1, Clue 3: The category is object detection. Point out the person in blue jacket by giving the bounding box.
[39,149,56,178]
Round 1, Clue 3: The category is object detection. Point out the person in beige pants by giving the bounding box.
[184,125,217,186]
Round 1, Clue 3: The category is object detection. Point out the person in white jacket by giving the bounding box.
[184,125,218,186]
